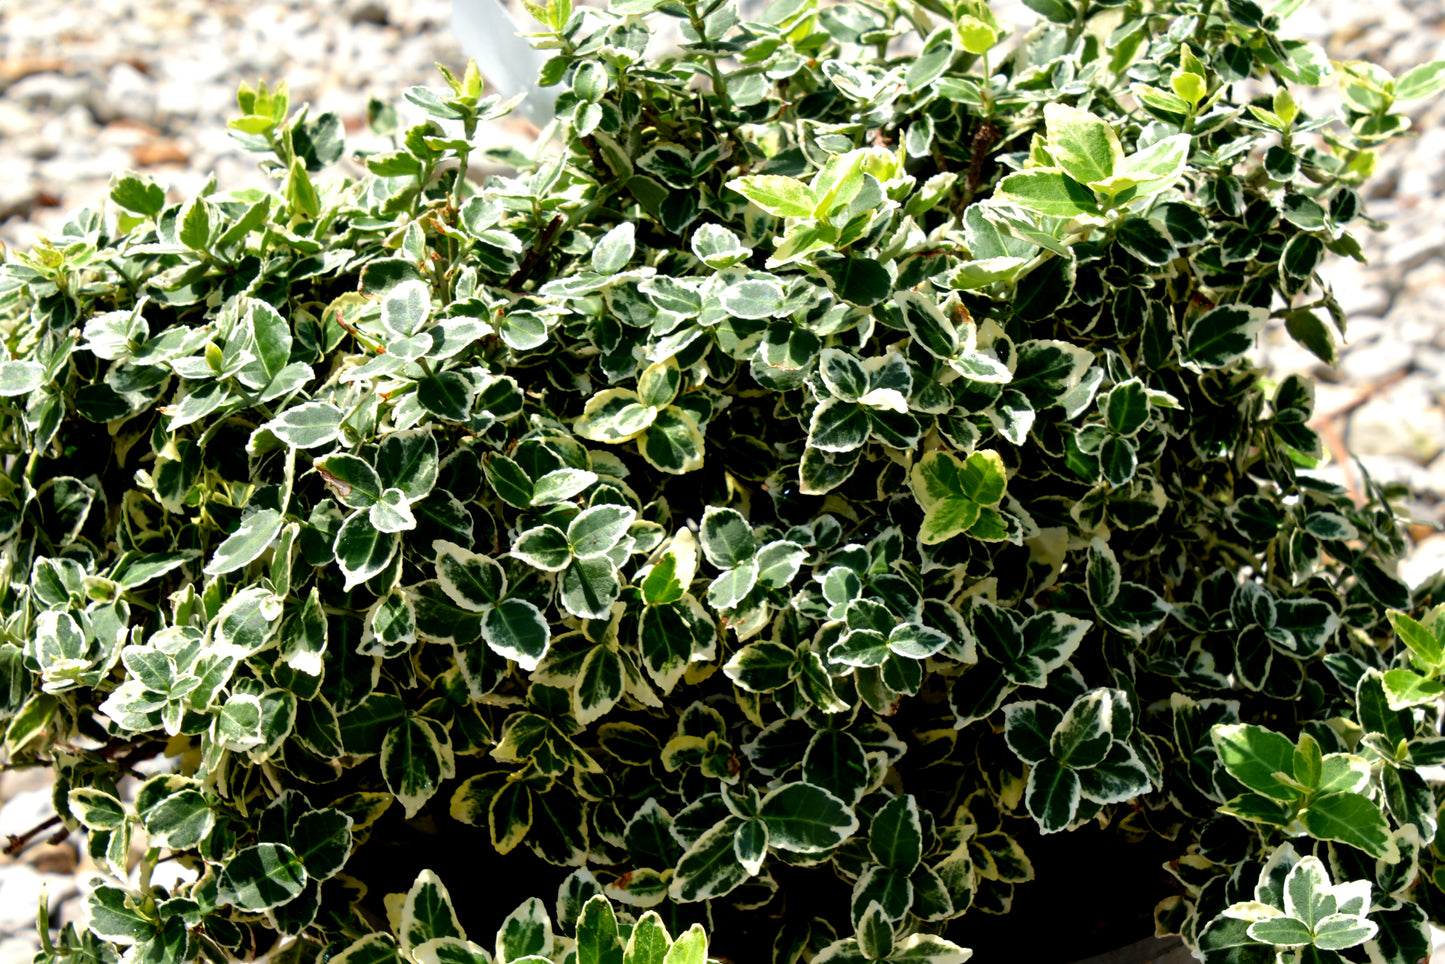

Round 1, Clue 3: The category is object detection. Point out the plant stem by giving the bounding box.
[684,2,733,114]
[4,815,62,856]
[1193,0,1215,44]
[138,845,160,892]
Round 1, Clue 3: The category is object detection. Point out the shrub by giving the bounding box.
[3,1,1445,962]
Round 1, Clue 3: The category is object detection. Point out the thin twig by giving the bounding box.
[506,215,564,291]
[4,815,61,857]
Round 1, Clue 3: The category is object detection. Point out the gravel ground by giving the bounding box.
[1,0,1445,961]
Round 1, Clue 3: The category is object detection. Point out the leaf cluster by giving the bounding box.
[2,0,1445,963]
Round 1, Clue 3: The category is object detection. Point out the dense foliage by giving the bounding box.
[3,0,1445,962]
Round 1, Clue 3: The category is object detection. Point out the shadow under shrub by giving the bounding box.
[3,1,1445,963]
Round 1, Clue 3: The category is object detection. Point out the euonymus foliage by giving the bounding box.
[3,0,1445,962]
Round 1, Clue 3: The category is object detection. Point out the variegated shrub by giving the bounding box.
[2,0,1445,963]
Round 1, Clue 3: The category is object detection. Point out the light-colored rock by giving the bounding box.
[1403,533,1445,588]
[94,62,159,126]
[3,73,91,114]
[0,788,56,842]
[1348,387,1445,464]
[1338,339,1411,383]
[0,863,77,930]
[0,937,40,964]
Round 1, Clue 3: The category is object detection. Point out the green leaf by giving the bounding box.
[380,279,431,338]
[1282,856,1338,929]
[498,897,553,962]
[484,455,536,509]
[699,506,756,570]
[852,865,914,928]
[370,488,418,533]
[415,937,492,964]
[143,789,215,850]
[262,400,345,449]
[488,778,532,853]
[1078,743,1151,804]
[1301,792,1397,861]
[593,222,636,274]
[576,389,657,443]
[568,504,636,558]
[759,782,858,852]
[513,525,573,571]
[857,902,895,960]
[1115,217,1175,265]
[87,884,154,942]
[435,541,505,611]
[482,600,551,671]
[724,640,795,692]
[559,557,623,620]
[1381,668,1445,708]
[1388,609,1444,671]
[910,449,1007,545]
[290,808,353,880]
[399,871,465,958]
[994,170,1100,218]
[1024,758,1080,833]
[669,817,750,902]
[818,257,892,307]
[1050,690,1114,767]
[809,399,872,452]
[329,934,404,964]
[315,454,385,508]
[1312,914,1378,951]
[1044,103,1123,185]
[500,311,549,351]
[801,731,870,806]
[0,360,45,396]
[725,175,816,218]
[1102,379,1150,437]
[204,508,284,576]
[755,540,806,590]
[1003,700,1062,765]
[819,349,869,402]
[377,430,440,502]
[895,291,958,359]
[1395,59,1445,100]
[720,279,786,320]
[1212,724,1300,801]
[1184,304,1269,369]
[382,717,455,819]
[1108,134,1191,196]
[418,372,475,422]
[334,512,399,590]
[636,358,682,410]
[218,843,308,912]
[690,223,749,269]
[178,197,212,251]
[662,925,707,964]
[574,646,624,724]
[110,170,166,217]
[885,933,973,964]
[1247,916,1312,948]
[733,817,769,874]
[69,787,126,831]
[640,407,705,475]
[868,795,923,874]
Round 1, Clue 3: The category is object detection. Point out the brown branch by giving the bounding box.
[505,216,564,292]
[4,815,61,857]
[965,120,1002,198]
